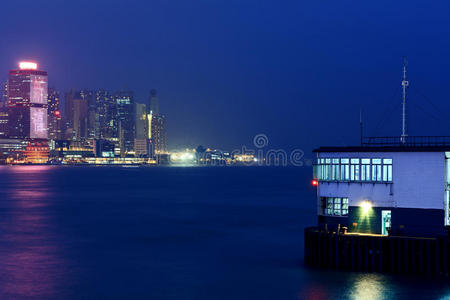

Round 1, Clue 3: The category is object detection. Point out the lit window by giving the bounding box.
[361,159,370,181]
[372,159,381,181]
[322,197,349,216]
[351,158,360,181]
[382,159,393,182]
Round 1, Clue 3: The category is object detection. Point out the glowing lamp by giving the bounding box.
[311,179,318,186]
[54,110,61,116]
[19,61,38,70]
[360,201,372,213]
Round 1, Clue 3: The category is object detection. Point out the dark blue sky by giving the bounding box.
[2,0,450,155]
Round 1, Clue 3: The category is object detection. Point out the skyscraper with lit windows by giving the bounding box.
[8,62,48,139]
[47,88,62,140]
[148,89,167,154]
[114,90,135,155]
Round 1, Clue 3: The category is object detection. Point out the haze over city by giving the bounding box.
[2,1,450,154]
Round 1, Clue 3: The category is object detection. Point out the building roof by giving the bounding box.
[314,136,450,152]
[313,145,450,153]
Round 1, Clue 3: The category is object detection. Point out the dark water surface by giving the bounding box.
[0,166,449,299]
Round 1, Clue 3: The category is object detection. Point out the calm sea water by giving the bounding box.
[0,166,449,299]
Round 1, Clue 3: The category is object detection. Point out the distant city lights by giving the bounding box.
[171,152,195,162]
[19,61,38,70]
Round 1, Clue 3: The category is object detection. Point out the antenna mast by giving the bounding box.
[360,109,363,145]
[401,57,409,143]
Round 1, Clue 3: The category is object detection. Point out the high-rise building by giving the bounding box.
[0,83,8,137]
[0,107,8,137]
[148,89,159,115]
[114,90,135,156]
[8,61,48,139]
[1,81,7,105]
[64,90,88,141]
[151,114,167,154]
[95,89,116,139]
[80,90,96,140]
[47,88,62,140]
[135,103,149,157]
[147,89,167,154]
[135,103,147,139]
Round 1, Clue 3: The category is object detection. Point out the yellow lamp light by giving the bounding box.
[360,201,373,214]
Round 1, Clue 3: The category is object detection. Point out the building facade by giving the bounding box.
[8,62,48,139]
[150,114,167,154]
[47,88,62,140]
[114,90,135,155]
[65,90,89,141]
[314,142,450,237]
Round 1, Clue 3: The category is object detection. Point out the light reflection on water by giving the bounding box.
[349,274,388,300]
[0,166,69,299]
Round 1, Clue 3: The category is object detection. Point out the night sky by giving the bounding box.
[2,0,450,155]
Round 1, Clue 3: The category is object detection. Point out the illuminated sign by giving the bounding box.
[19,61,38,70]
[30,75,48,104]
[30,107,48,139]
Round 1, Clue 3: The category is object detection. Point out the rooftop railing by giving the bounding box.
[361,136,450,147]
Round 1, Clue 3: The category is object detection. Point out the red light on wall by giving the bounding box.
[312,179,318,186]
[54,110,61,117]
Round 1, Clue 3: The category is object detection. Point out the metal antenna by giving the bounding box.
[360,108,363,145]
[401,57,409,143]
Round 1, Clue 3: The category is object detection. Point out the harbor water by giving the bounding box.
[0,166,449,299]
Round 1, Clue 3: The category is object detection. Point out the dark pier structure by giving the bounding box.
[305,227,450,276]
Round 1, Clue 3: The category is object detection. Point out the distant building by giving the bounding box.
[135,103,149,157]
[65,90,88,141]
[148,89,159,115]
[23,140,49,163]
[1,81,7,105]
[80,90,96,140]
[94,139,115,158]
[0,107,8,137]
[150,114,167,154]
[147,89,167,155]
[135,103,147,139]
[0,138,27,163]
[114,90,135,156]
[95,90,116,139]
[8,61,48,139]
[47,88,62,140]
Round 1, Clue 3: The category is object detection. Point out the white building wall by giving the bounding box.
[318,151,445,210]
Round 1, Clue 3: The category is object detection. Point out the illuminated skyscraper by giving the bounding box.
[114,90,135,155]
[8,61,48,139]
[0,107,8,137]
[95,89,116,139]
[0,82,7,137]
[47,88,62,140]
[1,81,7,105]
[135,103,149,157]
[135,103,147,140]
[151,114,167,154]
[148,89,167,154]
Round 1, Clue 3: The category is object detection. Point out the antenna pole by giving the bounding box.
[360,109,363,146]
[401,57,409,143]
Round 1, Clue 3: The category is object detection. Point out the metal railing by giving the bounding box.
[361,136,450,147]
